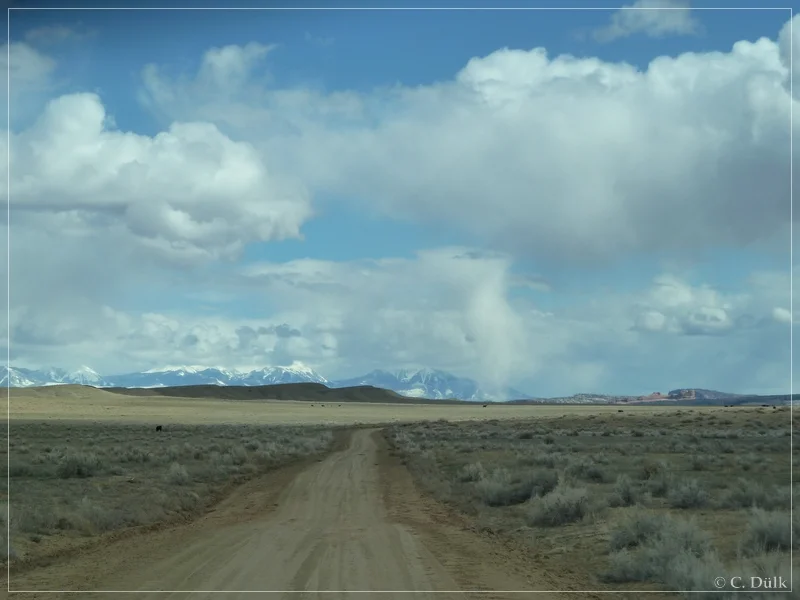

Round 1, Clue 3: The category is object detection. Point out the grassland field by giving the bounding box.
[1,385,797,598]
[385,405,798,598]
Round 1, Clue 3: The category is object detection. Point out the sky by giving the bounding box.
[1,0,797,397]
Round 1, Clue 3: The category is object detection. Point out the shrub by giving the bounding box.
[659,551,727,598]
[475,468,536,507]
[164,445,181,462]
[527,486,590,527]
[647,471,672,498]
[689,455,709,471]
[565,457,607,483]
[668,479,709,509]
[609,474,639,507]
[165,462,191,486]
[740,509,794,554]
[529,469,559,498]
[603,513,714,586]
[67,497,128,535]
[228,445,248,466]
[609,511,711,552]
[457,462,485,483]
[9,462,35,477]
[719,479,784,510]
[530,452,560,468]
[637,459,668,480]
[56,452,101,478]
[120,448,152,463]
[610,511,665,551]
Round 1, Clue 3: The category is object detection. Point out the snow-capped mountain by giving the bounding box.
[2,366,112,387]
[331,368,531,402]
[109,366,240,388]
[1,367,39,387]
[241,364,328,386]
[3,363,529,401]
[65,366,106,386]
[108,362,328,388]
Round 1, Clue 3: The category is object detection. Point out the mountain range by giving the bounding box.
[1,363,532,402]
[3,364,782,405]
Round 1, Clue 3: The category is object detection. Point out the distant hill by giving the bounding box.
[6,364,792,406]
[639,393,798,407]
[668,388,743,401]
[14,381,795,407]
[103,383,475,404]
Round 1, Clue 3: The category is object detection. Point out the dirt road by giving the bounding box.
[11,430,566,599]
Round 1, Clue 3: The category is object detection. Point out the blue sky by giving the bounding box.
[2,1,796,397]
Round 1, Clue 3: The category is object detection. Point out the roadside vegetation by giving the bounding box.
[385,405,797,598]
[2,421,337,565]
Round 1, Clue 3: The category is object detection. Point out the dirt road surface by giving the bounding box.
[11,430,570,599]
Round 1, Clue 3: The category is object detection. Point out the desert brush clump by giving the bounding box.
[609,474,640,507]
[165,462,191,485]
[7,421,337,561]
[602,511,714,584]
[668,478,709,509]
[526,485,592,527]
[740,508,796,555]
[564,457,607,483]
[472,467,560,507]
[383,405,792,595]
[56,451,103,478]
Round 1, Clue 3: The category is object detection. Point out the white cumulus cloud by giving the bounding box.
[7,92,313,265]
[139,18,795,269]
[593,0,701,43]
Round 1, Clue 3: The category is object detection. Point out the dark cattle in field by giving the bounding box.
[482,404,487,408]
[155,425,162,432]
[617,409,624,413]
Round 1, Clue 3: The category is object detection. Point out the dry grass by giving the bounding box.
[2,420,337,564]
[3,387,797,597]
[9,385,737,425]
[385,406,797,597]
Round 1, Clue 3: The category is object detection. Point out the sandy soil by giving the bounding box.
[8,429,572,600]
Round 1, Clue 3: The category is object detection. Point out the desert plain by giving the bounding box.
[1,385,797,599]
